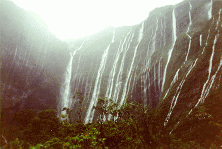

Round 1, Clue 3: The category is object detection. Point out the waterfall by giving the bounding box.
[162,9,177,92]
[185,2,192,62]
[188,9,221,116]
[164,58,198,126]
[120,22,144,106]
[112,31,134,102]
[216,9,221,30]
[152,17,159,53]
[208,0,213,20]
[60,52,75,116]
[60,42,84,117]
[163,68,179,99]
[200,34,202,46]
[196,33,219,105]
[195,9,221,106]
[85,29,115,123]
[105,39,123,100]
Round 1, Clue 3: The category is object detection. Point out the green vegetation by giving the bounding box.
[1,97,222,148]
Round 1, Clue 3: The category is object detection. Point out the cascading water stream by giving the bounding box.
[158,58,162,91]
[200,34,202,46]
[112,31,134,102]
[185,2,192,62]
[60,42,84,117]
[152,17,159,54]
[105,39,123,100]
[208,0,213,19]
[85,29,115,123]
[165,3,219,126]
[194,9,221,107]
[164,58,198,126]
[163,68,179,99]
[60,52,75,116]
[120,22,144,106]
[163,3,191,101]
[195,35,220,107]
[162,9,177,92]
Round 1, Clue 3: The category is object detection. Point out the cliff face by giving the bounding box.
[1,0,222,126]
[62,0,222,124]
[1,1,69,122]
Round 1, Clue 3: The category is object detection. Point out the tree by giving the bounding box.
[23,108,61,145]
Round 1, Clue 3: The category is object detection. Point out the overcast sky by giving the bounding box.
[11,0,184,40]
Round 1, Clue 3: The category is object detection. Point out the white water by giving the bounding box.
[163,16,166,46]
[138,22,144,42]
[141,17,159,98]
[162,9,177,92]
[160,18,163,44]
[85,30,115,123]
[195,10,221,106]
[216,9,222,30]
[185,2,192,62]
[171,8,221,126]
[158,58,162,91]
[163,68,180,99]
[208,0,213,20]
[164,58,198,126]
[188,10,221,116]
[72,54,82,94]
[196,33,219,106]
[153,63,157,92]
[120,23,144,106]
[202,28,211,54]
[190,51,222,115]
[105,40,123,100]
[61,52,75,116]
[152,17,159,53]
[200,34,202,46]
[187,2,192,34]
[1,134,8,145]
[143,30,152,74]
[112,31,134,102]
[60,42,84,116]
[105,28,125,101]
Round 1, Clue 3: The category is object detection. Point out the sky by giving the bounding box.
[11,0,184,40]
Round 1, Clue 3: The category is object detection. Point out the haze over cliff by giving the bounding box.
[1,0,222,135]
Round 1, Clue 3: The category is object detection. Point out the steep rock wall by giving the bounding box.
[1,0,222,127]
[1,1,69,123]
[62,0,222,124]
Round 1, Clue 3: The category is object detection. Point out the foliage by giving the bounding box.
[1,96,222,148]
[18,108,61,145]
[13,109,37,128]
[43,127,105,148]
[172,106,222,148]
[2,138,29,149]
[61,91,85,123]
